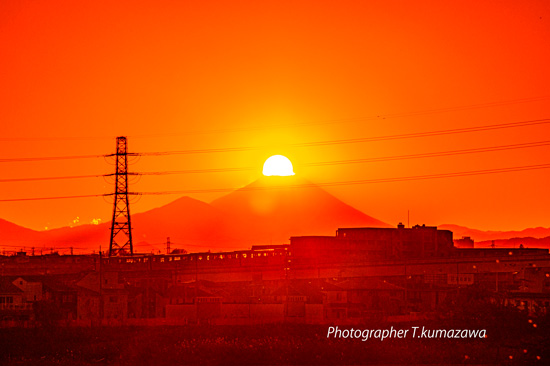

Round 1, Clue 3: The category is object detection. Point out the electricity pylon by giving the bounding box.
[109,136,134,256]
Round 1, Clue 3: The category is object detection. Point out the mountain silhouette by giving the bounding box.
[43,196,232,253]
[210,176,389,245]
[131,196,233,251]
[0,177,389,253]
[475,236,550,249]
[440,224,550,242]
[0,218,41,247]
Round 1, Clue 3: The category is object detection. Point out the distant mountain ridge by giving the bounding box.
[2,178,549,253]
[440,224,550,242]
[0,177,389,253]
[0,218,41,245]
[475,236,550,249]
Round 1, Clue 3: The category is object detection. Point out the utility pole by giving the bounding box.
[109,136,134,256]
[99,246,104,322]
[166,237,171,255]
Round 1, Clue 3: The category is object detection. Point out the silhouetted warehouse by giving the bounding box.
[290,224,455,265]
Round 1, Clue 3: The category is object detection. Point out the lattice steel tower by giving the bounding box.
[109,136,134,256]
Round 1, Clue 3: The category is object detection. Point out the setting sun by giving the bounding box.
[262,155,295,176]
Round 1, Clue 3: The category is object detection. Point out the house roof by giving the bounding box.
[9,275,80,293]
[334,278,405,291]
[73,285,99,296]
[0,280,24,294]
[166,284,214,298]
[319,281,346,292]
[270,281,325,298]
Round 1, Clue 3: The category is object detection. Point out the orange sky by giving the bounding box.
[1,0,549,232]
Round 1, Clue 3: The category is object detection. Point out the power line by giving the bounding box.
[0,174,104,183]
[302,140,550,167]
[0,154,104,163]
[132,97,550,137]
[133,163,550,196]
[0,194,107,202]
[2,117,549,163]
[0,243,88,249]
[135,167,256,176]
[146,164,550,194]
[1,162,549,202]
[140,139,550,175]
[2,96,549,142]
[2,139,550,183]
[136,164,550,195]
[132,118,550,156]
[287,119,550,147]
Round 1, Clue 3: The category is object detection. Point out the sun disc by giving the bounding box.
[262,155,295,176]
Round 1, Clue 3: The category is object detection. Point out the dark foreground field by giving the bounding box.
[0,309,549,365]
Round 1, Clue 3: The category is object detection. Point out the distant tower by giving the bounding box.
[166,237,171,255]
[109,136,134,256]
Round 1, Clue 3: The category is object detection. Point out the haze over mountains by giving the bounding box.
[1,177,548,253]
[0,177,388,253]
[438,224,550,242]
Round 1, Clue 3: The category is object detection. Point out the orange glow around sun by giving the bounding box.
[0,0,549,232]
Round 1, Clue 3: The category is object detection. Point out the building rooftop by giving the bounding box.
[0,279,24,294]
